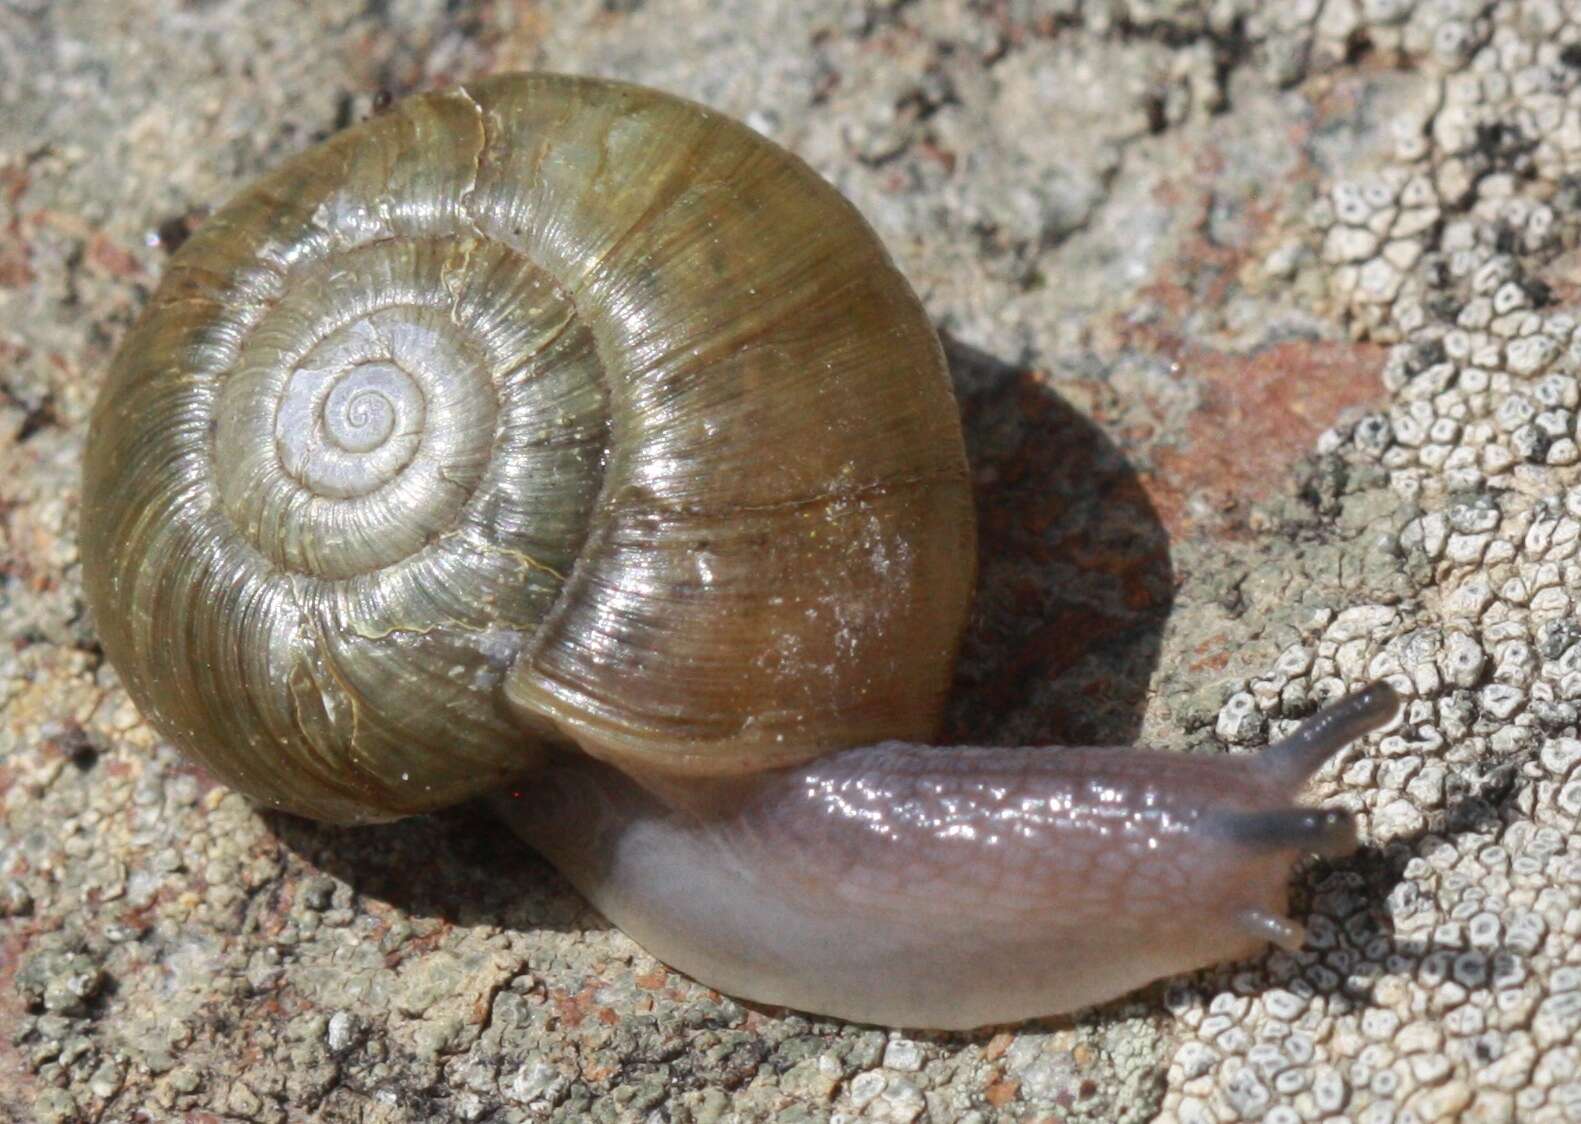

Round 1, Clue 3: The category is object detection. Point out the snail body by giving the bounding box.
[82,73,1395,1029]
[496,687,1393,1028]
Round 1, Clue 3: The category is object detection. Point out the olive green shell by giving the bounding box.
[81,73,975,823]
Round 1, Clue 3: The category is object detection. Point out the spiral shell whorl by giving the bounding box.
[84,89,609,819]
[82,75,976,822]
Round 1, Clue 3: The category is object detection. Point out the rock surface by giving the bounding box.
[3,0,1581,1120]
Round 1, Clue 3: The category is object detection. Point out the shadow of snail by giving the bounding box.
[80,72,1399,1030]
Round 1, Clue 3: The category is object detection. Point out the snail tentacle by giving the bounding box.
[1257,679,1400,788]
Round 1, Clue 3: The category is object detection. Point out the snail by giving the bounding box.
[81,72,1398,1029]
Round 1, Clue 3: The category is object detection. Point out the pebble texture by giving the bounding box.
[2,0,1580,1121]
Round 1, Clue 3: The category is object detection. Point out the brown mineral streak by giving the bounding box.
[1187,633,1234,675]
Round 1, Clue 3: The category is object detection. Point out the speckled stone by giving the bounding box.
[4,1,1581,1121]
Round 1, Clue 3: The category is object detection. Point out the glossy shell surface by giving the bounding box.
[81,74,975,822]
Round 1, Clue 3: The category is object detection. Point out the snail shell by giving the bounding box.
[82,72,975,824]
[82,73,1396,1028]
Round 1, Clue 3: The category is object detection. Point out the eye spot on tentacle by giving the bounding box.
[1204,806,1358,858]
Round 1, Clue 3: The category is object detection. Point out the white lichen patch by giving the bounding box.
[1169,4,1581,1121]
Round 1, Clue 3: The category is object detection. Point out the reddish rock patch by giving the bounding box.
[1144,338,1388,537]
